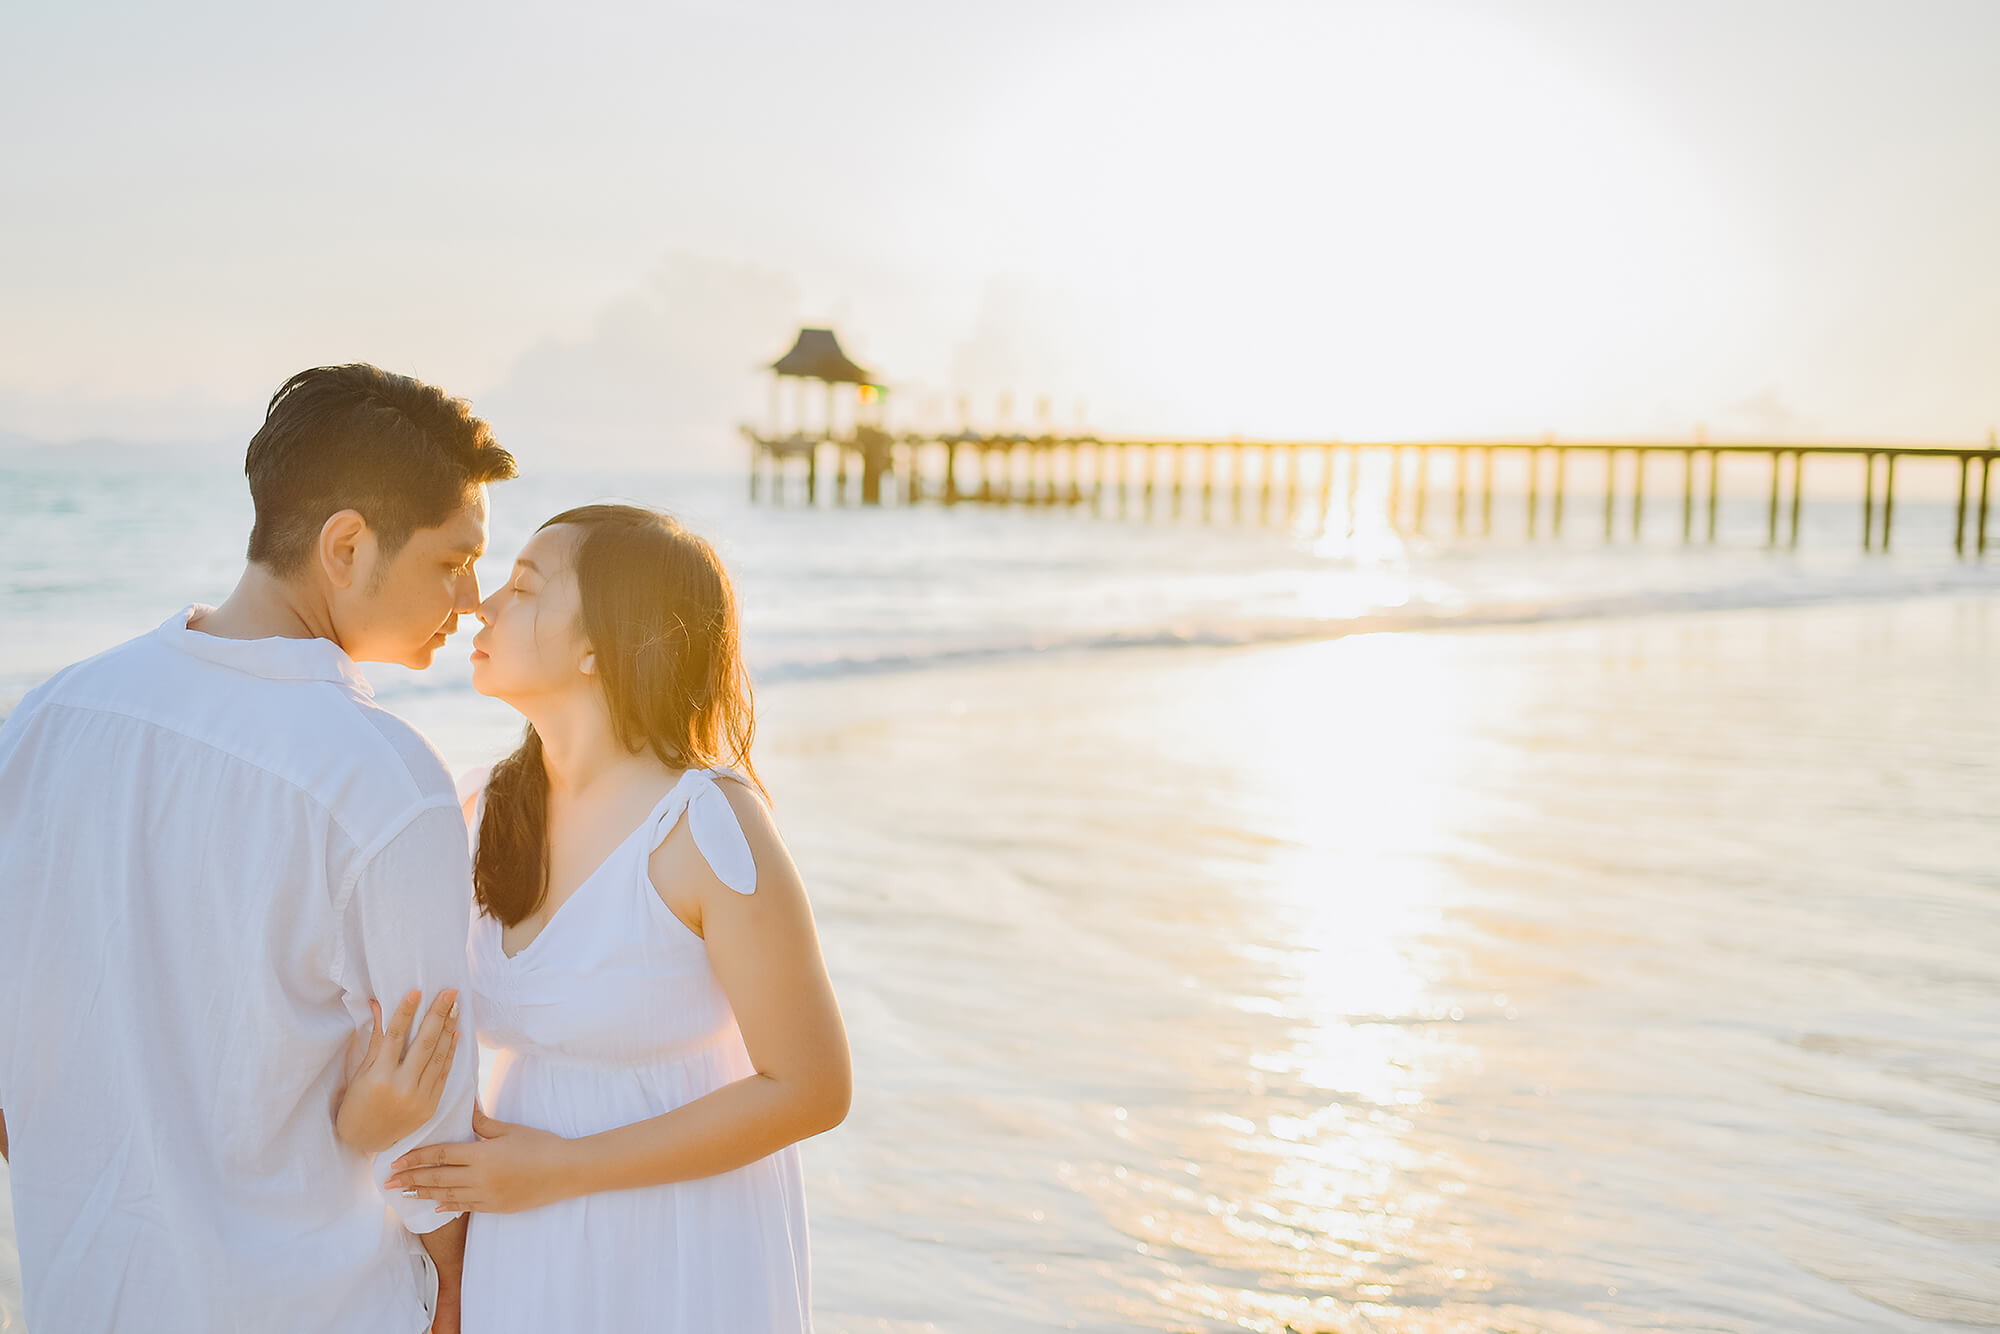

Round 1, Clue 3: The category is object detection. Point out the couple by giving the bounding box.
[0,365,850,1332]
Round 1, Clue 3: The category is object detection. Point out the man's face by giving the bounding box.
[333,485,489,668]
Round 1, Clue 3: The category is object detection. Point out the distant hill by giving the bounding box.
[0,431,235,470]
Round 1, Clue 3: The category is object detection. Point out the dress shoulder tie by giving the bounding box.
[645,767,758,895]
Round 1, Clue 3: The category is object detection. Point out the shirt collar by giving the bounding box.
[157,604,375,698]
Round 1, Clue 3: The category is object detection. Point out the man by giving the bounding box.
[0,364,516,1332]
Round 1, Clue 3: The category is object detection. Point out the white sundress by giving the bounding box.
[460,766,812,1333]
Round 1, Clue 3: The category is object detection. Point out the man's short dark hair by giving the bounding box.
[244,364,518,575]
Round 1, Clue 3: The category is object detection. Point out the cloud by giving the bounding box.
[478,252,800,467]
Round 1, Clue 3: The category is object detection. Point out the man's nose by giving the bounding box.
[455,569,482,614]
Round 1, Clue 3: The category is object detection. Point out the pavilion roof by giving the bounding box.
[769,328,879,385]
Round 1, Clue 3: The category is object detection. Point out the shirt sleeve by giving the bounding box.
[337,798,479,1235]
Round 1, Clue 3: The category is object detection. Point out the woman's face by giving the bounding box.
[469,524,593,704]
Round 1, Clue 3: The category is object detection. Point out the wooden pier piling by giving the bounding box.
[1346,445,1362,534]
[1956,456,1971,554]
[1525,446,1540,539]
[1766,452,1782,547]
[1979,453,1993,554]
[1681,451,1695,542]
[741,427,1999,557]
[1454,447,1469,534]
[1388,446,1404,531]
[1480,448,1494,536]
[1603,451,1617,540]
[1552,445,1567,536]
[1979,431,1995,555]
[1862,453,1877,551]
[1789,452,1804,548]
[1706,450,1720,542]
[1414,447,1431,533]
[1882,454,1898,551]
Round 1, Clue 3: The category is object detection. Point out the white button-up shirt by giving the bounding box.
[0,606,478,1333]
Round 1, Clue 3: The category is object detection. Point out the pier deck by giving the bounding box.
[743,428,2000,556]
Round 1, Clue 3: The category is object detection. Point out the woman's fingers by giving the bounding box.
[390,1142,472,1174]
[382,989,422,1057]
[352,997,386,1069]
[416,1006,460,1100]
[400,989,458,1077]
[389,1165,469,1190]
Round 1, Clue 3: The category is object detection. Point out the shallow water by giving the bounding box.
[5,458,1998,718]
[758,594,1999,1332]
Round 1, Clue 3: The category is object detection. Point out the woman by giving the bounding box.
[358,503,849,1332]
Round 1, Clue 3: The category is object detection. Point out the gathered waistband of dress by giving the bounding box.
[490,1030,740,1071]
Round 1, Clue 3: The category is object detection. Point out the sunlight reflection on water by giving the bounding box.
[774,596,1998,1333]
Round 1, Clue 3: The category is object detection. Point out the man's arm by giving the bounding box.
[339,799,480,1237]
[418,1213,468,1334]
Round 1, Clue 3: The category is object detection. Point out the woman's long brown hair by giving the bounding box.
[475,504,765,927]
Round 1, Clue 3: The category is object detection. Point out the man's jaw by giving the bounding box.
[399,626,453,670]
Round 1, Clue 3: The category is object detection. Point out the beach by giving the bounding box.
[9,589,1991,1332]
[10,0,2000,1324]
[766,591,2000,1332]
[9,1,2000,1323]
[3,453,1998,1332]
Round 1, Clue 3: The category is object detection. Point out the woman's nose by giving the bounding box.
[474,590,500,625]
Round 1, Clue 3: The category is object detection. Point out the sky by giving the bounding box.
[2,0,1997,465]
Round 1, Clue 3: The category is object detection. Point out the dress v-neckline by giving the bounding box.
[494,772,697,962]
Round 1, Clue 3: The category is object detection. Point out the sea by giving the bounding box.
[1,455,1997,1332]
[6,455,1998,740]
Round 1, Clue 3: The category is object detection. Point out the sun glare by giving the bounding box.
[962,7,1760,440]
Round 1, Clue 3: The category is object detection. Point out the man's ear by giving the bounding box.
[318,510,372,591]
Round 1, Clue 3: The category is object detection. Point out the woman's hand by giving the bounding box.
[334,988,460,1156]
[386,1106,578,1214]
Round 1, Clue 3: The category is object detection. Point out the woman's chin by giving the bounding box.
[469,669,522,708]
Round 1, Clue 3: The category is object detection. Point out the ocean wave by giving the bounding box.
[748,566,2000,685]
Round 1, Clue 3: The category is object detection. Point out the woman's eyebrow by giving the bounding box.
[513,558,543,575]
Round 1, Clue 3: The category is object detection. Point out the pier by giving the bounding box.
[743,329,1997,555]
[744,429,1999,557]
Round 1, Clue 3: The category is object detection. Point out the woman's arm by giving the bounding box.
[387,781,850,1212]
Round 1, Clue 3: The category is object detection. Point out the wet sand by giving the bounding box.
[766,591,2000,1333]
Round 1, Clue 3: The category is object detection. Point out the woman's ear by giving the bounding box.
[579,648,597,677]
